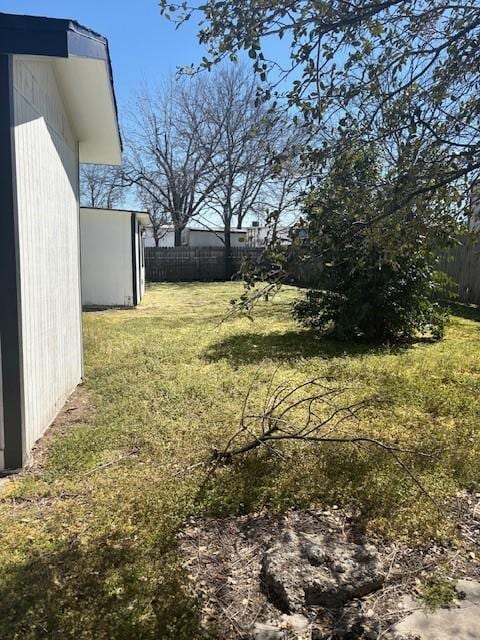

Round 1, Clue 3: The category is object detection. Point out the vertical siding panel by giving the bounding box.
[13,58,82,454]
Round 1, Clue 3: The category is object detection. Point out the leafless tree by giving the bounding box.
[126,67,303,260]
[80,164,125,209]
[197,66,282,274]
[257,126,309,239]
[125,77,225,246]
[139,190,172,247]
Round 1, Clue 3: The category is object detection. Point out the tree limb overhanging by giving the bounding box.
[161,0,480,218]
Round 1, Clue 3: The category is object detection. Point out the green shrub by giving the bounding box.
[292,265,449,343]
[290,147,458,343]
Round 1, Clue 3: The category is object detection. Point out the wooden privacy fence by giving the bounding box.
[438,238,480,306]
[146,242,480,305]
[145,247,263,282]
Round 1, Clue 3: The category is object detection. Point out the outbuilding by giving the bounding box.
[80,208,150,308]
[0,13,122,471]
[144,225,248,248]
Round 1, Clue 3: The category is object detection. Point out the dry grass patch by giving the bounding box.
[0,283,479,639]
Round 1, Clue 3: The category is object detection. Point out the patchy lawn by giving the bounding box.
[0,283,479,639]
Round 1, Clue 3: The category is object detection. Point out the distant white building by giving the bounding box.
[144,225,247,248]
[144,223,295,248]
[188,228,247,247]
[470,185,480,231]
[246,223,292,247]
[144,225,177,248]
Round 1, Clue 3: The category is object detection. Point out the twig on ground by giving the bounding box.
[210,372,438,509]
[83,449,139,476]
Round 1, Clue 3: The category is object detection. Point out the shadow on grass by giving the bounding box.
[450,302,480,323]
[0,536,211,640]
[197,442,446,539]
[204,330,399,365]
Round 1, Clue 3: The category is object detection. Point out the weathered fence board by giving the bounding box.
[145,247,263,282]
[439,239,480,306]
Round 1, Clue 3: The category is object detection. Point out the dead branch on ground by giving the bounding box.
[210,370,439,508]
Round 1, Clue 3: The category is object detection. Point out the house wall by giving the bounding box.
[188,229,247,248]
[0,344,4,469]
[144,227,182,248]
[80,208,134,307]
[131,216,145,305]
[141,234,146,299]
[12,57,83,457]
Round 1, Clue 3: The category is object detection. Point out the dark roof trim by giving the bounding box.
[0,54,26,472]
[131,214,139,307]
[0,13,106,59]
[0,12,122,150]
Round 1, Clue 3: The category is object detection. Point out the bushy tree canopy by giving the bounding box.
[291,147,456,341]
[161,0,476,341]
[162,0,480,207]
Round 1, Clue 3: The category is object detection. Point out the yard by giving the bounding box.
[1,282,480,639]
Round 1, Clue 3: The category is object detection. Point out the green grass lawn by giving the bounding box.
[1,282,479,639]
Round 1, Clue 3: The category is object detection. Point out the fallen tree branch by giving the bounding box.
[210,370,439,508]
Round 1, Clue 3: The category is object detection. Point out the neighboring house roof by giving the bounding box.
[0,12,122,165]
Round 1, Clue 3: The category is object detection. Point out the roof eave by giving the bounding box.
[0,12,122,164]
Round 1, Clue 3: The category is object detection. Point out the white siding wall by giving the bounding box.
[144,228,178,248]
[0,344,4,469]
[188,229,247,248]
[80,209,134,307]
[13,58,83,456]
[140,229,146,300]
[134,221,146,303]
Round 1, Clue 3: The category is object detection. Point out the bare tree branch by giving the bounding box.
[211,371,439,508]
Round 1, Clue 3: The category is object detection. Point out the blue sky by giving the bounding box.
[0,1,212,110]
[0,1,290,113]
[0,1,292,216]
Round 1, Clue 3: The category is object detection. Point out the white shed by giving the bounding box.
[80,208,150,308]
[0,13,122,471]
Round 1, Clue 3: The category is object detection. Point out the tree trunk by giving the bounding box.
[174,227,183,247]
[224,221,233,280]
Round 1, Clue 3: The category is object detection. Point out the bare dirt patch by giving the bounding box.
[179,503,480,639]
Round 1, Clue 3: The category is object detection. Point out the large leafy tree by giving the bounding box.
[161,1,480,214]
[161,0,476,340]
